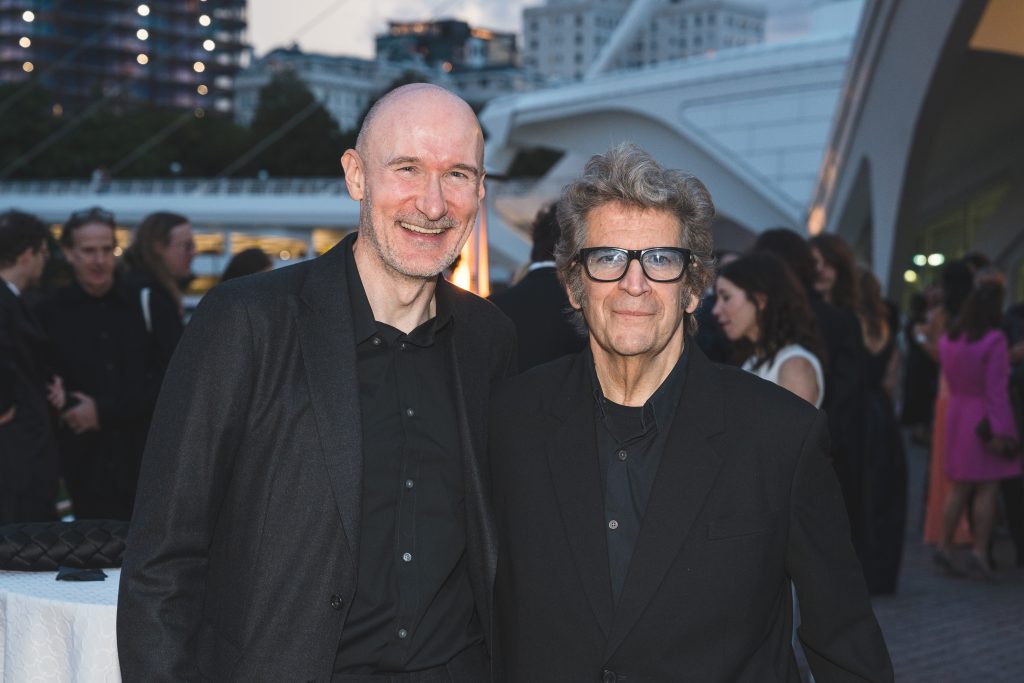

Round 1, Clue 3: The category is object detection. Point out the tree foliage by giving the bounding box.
[0,71,345,180]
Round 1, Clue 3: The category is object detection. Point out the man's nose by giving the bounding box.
[416,174,448,221]
[618,259,651,295]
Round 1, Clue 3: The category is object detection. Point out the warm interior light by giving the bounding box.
[19,37,31,48]
[197,84,209,95]
[203,39,216,51]
[199,14,211,27]
[927,253,945,266]
[904,270,918,283]
[912,254,927,267]
[137,54,149,65]
[22,10,35,22]
[193,61,205,73]
[22,61,34,72]
[137,4,150,17]
[137,28,149,40]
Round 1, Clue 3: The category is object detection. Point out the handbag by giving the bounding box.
[975,417,1022,459]
[0,519,129,571]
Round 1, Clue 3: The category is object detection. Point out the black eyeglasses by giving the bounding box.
[576,247,693,283]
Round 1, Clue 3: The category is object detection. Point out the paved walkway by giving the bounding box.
[867,435,1024,681]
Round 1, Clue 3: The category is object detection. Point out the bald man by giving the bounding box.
[117,85,516,682]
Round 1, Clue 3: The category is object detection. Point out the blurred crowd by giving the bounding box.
[4,202,1023,593]
[0,207,272,524]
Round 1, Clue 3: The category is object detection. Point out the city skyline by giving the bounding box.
[248,0,534,59]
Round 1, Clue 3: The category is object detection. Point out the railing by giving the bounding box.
[0,176,539,197]
[0,177,348,196]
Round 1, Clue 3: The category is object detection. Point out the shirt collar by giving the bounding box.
[3,278,19,297]
[590,342,690,430]
[345,235,454,346]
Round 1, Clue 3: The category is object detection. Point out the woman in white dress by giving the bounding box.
[713,252,826,408]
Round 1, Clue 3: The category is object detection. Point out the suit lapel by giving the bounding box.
[547,352,615,636]
[605,345,726,657]
[295,237,363,556]
[447,297,499,651]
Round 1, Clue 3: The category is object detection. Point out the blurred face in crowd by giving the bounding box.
[156,222,195,280]
[63,222,116,297]
[24,243,48,288]
[342,85,485,280]
[570,202,696,362]
[713,276,760,343]
[811,246,836,299]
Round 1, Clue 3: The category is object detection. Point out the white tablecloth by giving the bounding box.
[0,568,121,683]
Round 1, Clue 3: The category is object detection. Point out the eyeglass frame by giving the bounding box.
[575,246,695,283]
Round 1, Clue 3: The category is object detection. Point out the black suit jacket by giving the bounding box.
[490,345,892,682]
[0,282,59,524]
[117,235,516,682]
[490,266,585,371]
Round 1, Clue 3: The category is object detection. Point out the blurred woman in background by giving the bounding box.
[122,211,195,325]
[854,266,908,594]
[936,280,1020,578]
[220,247,272,283]
[713,252,825,407]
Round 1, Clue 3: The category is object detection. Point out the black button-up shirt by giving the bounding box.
[591,346,688,602]
[334,240,481,673]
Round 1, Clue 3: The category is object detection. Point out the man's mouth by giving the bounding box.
[400,221,446,235]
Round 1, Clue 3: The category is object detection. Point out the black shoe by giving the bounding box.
[933,550,964,577]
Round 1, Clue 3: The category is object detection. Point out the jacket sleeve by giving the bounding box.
[786,411,895,683]
[116,285,254,682]
[0,302,16,415]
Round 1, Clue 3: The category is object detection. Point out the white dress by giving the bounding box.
[742,344,824,409]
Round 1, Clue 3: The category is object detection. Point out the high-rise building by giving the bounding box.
[235,18,542,131]
[1,0,247,113]
[375,19,518,71]
[523,0,766,82]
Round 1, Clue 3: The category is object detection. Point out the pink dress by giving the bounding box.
[939,329,1022,482]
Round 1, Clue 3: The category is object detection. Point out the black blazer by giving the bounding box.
[490,266,585,371]
[0,282,60,524]
[490,345,892,683]
[117,235,516,682]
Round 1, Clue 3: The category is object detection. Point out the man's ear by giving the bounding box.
[341,149,365,201]
[685,291,700,314]
[753,293,767,311]
[566,282,582,311]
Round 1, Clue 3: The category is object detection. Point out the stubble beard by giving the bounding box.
[358,189,465,280]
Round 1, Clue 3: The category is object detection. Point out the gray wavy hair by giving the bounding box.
[554,142,716,336]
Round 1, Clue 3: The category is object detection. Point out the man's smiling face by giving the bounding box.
[344,86,485,280]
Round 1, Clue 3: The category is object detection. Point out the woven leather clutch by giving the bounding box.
[0,520,129,571]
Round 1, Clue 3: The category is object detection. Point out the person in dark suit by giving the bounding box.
[34,207,180,520]
[491,203,585,369]
[0,210,61,524]
[490,144,892,682]
[117,84,516,682]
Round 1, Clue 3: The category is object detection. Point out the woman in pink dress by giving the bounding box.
[936,281,1022,577]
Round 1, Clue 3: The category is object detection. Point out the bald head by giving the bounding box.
[355,84,484,169]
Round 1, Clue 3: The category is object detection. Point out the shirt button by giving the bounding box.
[329,594,344,611]
[400,342,408,351]
[608,520,619,530]
[397,628,408,639]
[402,552,412,562]
[405,407,415,417]
[371,336,382,346]
[603,670,618,683]
[617,450,627,461]
[405,479,414,489]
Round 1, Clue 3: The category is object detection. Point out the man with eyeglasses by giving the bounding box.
[34,207,180,521]
[489,143,892,682]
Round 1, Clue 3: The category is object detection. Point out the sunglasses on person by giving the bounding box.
[66,207,115,229]
[576,247,694,283]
